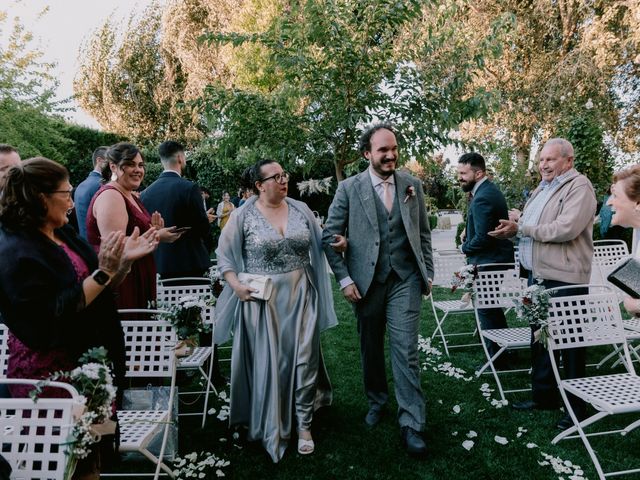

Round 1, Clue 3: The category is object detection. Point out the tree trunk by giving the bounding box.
[334,159,345,182]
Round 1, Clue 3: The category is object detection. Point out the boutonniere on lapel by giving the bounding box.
[403,186,416,203]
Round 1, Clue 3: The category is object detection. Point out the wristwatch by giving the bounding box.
[92,269,112,286]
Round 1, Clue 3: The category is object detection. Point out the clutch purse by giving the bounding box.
[607,257,640,299]
[237,273,273,301]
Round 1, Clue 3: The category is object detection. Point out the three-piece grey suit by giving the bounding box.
[322,169,434,431]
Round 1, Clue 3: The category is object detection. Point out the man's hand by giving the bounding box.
[488,219,518,239]
[508,209,521,222]
[342,283,362,303]
[206,208,217,223]
[330,234,348,253]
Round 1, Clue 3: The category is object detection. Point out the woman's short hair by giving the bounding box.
[241,159,277,195]
[613,164,640,203]
[102,142,143,182]
[0,157,69,230]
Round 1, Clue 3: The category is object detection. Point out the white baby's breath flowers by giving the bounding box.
[297,177,333,196]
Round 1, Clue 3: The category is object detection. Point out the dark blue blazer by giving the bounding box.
[73,170,102,240]
[461,179,514,265]
[140,171,211,278]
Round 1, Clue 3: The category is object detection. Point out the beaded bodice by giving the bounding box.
[243,203,311,274]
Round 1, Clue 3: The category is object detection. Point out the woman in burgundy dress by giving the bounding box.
[86,142,181,309]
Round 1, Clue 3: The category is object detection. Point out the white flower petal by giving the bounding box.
[526,442,538,449]
[452,405,461,414]
[462,440,474,451]
[494,435,508,445]
[466,431,477,438]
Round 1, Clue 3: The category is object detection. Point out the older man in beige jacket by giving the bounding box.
[490,138,596,431]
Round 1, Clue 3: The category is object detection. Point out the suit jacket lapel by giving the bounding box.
[355,171,378,229]
[396,173,414,232]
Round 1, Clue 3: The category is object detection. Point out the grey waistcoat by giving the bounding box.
[373,191,419,283]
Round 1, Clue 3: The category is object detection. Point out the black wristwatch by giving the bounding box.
[92,269,112,286]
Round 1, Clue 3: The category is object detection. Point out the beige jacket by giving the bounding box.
[520,169,596,284]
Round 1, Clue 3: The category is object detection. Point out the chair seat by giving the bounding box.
[481,327,530,347]
[562,373,640,413]
[624,319,640,334]
[177,346,213,369]
[118,409,170,451]
[432,299,474,313]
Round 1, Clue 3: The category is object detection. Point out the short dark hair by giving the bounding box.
[0,144,18,155]
[358,122,396,155]
[92,146,108,167]
[158,141,184,164]
[241,159,278,195]
[0,157,69,230]
[458,152,486,172]
[103,142,143,182]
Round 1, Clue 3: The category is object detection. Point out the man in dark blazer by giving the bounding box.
[457,152,514,361]
[74,146,108,240]
[141,141,213,279]
[322,123,433,457]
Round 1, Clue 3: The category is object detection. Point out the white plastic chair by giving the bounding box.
[473,263,530,401]
[112,318,177,479]
[156,279,217,428]
[427,249,478,356]
[0,378,82,480]
[546,284,640,479]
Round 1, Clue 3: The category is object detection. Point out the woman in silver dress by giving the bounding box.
[214,160,338,462]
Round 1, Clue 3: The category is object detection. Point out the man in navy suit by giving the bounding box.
[74,146,108,239]
[457,153,514,361]
[141,141,214,279]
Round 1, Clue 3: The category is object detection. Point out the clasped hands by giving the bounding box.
[488,209,521,239]
[98,227,160,276]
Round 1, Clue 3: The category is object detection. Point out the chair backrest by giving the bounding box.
[545,285,628,353]
[473,263,523,309]
[0,379,81,479]
[156,279,215,325]
[432,250,467,287]
[593,239,630,267]
[0,324,9,378]
[119,316,177,379]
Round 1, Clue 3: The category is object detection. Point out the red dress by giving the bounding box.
[86,184,157,309]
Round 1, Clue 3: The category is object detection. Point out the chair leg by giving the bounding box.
[430,299,451,357]
[200,358,217,428]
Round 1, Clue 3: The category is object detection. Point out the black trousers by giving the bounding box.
[526,272,587,416]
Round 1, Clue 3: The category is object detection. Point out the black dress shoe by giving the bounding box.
[556,412,587,431]
[365,408,384,427]
[512,400,559,411]
[400,426,427,457]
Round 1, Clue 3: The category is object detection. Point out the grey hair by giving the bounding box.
[544,138,574,158]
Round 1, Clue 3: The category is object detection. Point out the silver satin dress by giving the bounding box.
[230,203,332,462]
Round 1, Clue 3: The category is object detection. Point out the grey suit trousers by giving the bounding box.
[355,270,425,431]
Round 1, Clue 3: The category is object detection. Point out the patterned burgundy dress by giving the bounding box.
[86,184,157,309]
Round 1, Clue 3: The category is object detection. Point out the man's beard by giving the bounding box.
[460,180,475,193]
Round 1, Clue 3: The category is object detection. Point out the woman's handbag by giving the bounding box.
[237,273,273,301]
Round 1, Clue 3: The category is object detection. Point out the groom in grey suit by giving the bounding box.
[322,123,433,456]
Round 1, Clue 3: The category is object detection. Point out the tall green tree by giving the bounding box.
[203,0,505,180]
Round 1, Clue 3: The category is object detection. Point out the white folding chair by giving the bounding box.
[156,279,217,428]
[473,263,530,401]
[546,285,640,479]
[591,239,630,287]
[112,318,177,479]
[0,323,9,378]
[0,378,82,480]
[428,249,478,356]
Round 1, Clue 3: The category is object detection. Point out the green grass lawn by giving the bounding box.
[160,284,640,479]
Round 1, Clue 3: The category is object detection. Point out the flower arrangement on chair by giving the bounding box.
[31,347,117,480]
[159,295,210,354]
[514,279,551,347]
[208,265,224,299]
[451,264,478,306]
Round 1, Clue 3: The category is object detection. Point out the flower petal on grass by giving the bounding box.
[452,405,461,414]
[462,440,474,451]
[466,431,477,438]
[494,435,508,445]
[526,442,538,449]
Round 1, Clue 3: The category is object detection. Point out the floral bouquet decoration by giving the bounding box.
[514,279,551,347]
[208,265,224,299]
[451,264,478,306]
[159,294,210,355]
[31,347,117,480]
